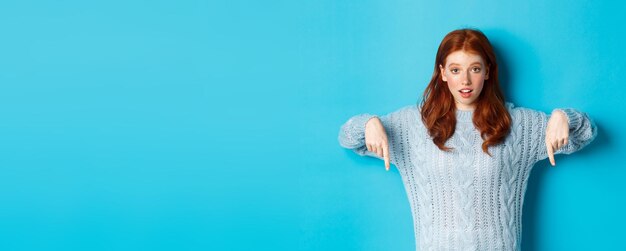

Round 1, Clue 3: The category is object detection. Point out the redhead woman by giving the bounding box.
[338,28,597,251]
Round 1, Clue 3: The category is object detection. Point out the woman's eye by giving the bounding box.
[450,68,459,73]
[472,67,481,73]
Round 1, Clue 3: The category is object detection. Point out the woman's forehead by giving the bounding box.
[445,50,485,66]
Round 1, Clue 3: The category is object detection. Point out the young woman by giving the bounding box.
[338,28,597,250]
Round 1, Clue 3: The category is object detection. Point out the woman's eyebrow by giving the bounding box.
[447,62,483,67]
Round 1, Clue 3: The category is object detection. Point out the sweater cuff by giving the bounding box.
[339,113,378,148]
[355,114,379,136]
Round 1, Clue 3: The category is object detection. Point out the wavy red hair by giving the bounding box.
[420,28,511,156]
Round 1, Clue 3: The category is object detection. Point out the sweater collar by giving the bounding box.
[456,108,474,122]
[454,102,515,123]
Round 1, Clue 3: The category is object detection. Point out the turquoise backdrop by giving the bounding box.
[0,0,622,250]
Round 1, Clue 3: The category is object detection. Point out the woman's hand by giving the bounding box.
[545,110,569,166]
[365,117,391,171]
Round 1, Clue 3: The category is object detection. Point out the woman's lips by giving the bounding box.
[459,89,473,98]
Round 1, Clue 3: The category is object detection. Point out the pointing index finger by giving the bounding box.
[383,143,390,171]
[546,141,556,166]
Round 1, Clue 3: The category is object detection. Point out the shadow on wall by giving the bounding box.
[485,28,606,251]
[484,28,541,106]
[522,122,605,251]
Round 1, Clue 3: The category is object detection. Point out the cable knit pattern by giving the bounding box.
[338,102,597,251]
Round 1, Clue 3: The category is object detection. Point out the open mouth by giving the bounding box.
[459,89,473,98]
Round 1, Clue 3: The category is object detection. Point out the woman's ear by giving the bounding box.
[485,65,490,80]
[439,64,447,82]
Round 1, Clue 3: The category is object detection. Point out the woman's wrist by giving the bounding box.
[552,109,570,127]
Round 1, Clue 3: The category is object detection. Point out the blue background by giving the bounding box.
[0,0,622,250]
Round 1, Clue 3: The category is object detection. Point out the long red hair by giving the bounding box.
[420,28,511,156]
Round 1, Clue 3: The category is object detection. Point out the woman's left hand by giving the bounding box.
[545,110,569,166]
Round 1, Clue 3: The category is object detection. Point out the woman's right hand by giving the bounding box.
[365,117,391,171]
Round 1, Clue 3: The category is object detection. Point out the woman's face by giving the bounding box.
[439,50,489,111]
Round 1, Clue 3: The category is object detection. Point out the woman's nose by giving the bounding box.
[461,72,471,85]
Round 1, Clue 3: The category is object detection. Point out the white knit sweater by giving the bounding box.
[338,102,597,250]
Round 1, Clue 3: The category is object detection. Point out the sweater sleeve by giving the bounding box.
[338,105,415,167]
[524,107,598,163]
